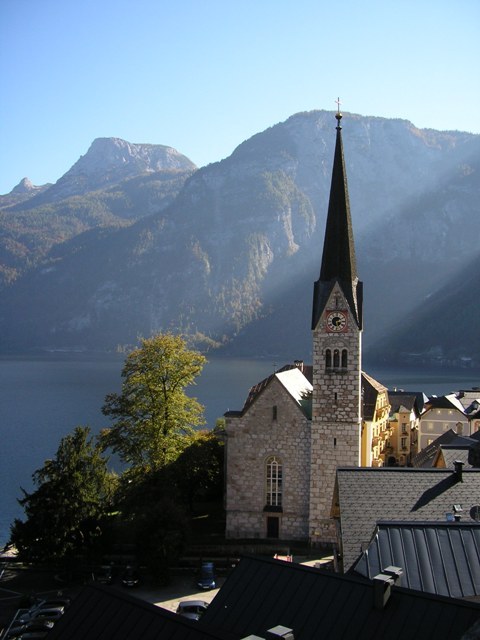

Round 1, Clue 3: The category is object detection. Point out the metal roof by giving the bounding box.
[202,555,480,640]
[353,521,480,598]
[335,467,480,571]
[47,584,237,640]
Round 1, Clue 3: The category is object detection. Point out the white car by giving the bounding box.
[176,600,208,621]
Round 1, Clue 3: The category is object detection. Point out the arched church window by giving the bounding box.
[333,349,340,368]
[325,349,332,369]
[265,456,282,507]
[341,349,348,368]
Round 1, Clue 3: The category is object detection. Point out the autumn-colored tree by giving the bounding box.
[100,333,206,471]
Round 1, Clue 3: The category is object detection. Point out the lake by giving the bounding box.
[1,352,479,547]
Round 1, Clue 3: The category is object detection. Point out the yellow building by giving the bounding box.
[361,372,390,467]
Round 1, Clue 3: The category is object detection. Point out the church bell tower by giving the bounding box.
[309,107,363,543]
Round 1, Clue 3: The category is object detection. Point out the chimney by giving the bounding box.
[373,573,395,610]
[454,460,465,482]
[293,360,304,372]
[383,566,403,587]
[265,626,295,640]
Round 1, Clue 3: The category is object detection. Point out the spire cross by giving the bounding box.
[335,97,342,114]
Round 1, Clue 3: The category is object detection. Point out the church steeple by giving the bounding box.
[311,108,363,330]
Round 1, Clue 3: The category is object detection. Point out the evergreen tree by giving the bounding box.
[10,426,114,563]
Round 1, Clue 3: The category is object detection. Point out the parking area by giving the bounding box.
[134,573,225,613]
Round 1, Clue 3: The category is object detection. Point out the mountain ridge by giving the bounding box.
[0,110,478,365]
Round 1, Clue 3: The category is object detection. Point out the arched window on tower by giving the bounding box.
[325,349,332,369]
[265,456,282,508]
[333,349,340,368]
[341,349,348,369]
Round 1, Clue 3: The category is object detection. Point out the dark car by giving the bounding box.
[121,565,140,587]
[196,562,216,590]
[5,621,54,639]
[95,565,114,584]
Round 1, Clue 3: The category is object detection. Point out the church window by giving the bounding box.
[333,349,340,368]
[272,405,277,421]
[266,456,282,507]
[325,349,332,369]
[341,349,348,368]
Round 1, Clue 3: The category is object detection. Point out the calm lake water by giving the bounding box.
[1,352,479,547]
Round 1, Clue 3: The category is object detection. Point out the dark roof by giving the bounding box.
[435,445,473,469]
[335,467,480,570]
[362,372,388,421]
[47,584,237,640]
[388,390,426,415]
[202,555,480,640]
[412,430,472,467]
[312,115,362,330]
[353,521,480,598]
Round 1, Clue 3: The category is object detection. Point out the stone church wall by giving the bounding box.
[225,377,311,540]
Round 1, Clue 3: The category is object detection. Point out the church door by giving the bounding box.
[266,516,279,539]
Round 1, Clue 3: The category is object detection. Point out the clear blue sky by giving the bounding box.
[1,0,479,194]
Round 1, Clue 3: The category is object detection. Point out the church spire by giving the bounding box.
[311,106,363,329]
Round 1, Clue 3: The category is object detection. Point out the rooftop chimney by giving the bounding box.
[373,573,395,610]
[454,460,465,482]
[293,360,304,372]
[265,626,295,640]
[383,565,403,587]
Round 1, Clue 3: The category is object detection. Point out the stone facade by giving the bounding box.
[309,283,362,543]
[225,371,311,540]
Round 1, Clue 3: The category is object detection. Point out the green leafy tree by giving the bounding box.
[10,426,115,564]
[100,333,206,471]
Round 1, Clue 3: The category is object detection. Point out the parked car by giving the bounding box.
[95,565,114,584]
[196,562,216,590]
[121,565,140,587]
[5,621,54,639]
[18,606,64,625]
[176,600,209,621]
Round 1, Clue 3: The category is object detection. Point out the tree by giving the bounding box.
[169,430,224,510]
[10,426,115,564]
[100,333,206,471]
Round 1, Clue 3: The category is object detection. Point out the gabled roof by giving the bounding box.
[412,430,472,468]
[225,363,312,418]
[202,555,480,640]
[424,394,466,415]
[388,390,426,415]
[434,445,474,469]
[353,521,480,598]
[335,467,480,571]
[47,584,237,640]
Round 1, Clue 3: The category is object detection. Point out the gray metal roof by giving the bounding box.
[202,555,480,640]
[353,521,480,598]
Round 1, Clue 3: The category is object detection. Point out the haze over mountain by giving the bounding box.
[0,110,478,367]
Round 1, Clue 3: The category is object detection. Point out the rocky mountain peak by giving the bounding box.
[25,138,197,205]
[11,177,36,193]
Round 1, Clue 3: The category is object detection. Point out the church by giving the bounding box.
[224,109,389,545]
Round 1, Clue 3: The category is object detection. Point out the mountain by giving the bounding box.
[0,139,196,286]
[0,111,478,363]
[366,251,480,368]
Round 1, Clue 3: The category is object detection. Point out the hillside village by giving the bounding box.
[3,112,480,640]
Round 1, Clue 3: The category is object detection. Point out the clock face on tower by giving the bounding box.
[326,310,347,332]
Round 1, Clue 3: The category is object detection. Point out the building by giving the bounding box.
[419,394,469,449]
[225,111,379,545]
[386,391,425,466]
